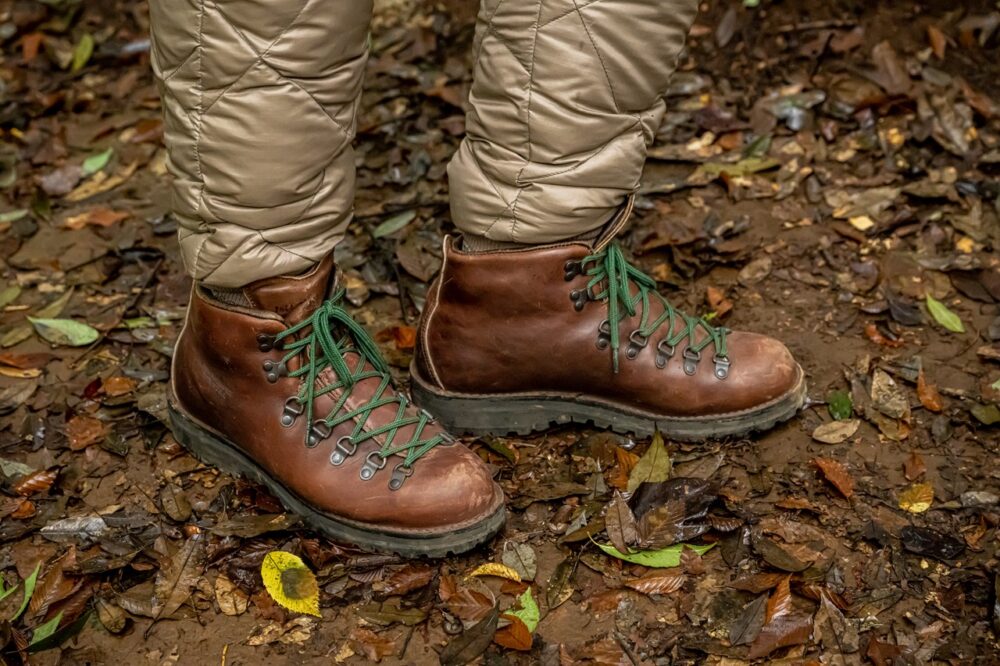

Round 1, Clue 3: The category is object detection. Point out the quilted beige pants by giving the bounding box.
[151,0,698,287]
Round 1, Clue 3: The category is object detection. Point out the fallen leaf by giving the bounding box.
[904,451,927,481]
[439,605,499,666]
[215,575,249,616]
[63,208,129,230]
[926,295,965,333]
[493,614,532,651]
[917,369,943,412]
[604,491,638,554]
[13,469,58,496]
[467,562,521,583]
[813,458,854,499]
[65,415,106,450]
[28,318,100,347]
[898,482,934,514]
[765,576,792,623]
[811,419,859,444]
[729,593,767,646]
[624,571,685,596]
[595,542,714,568]
[152,535,205,620]
[927,25,948,59]
[627,431,671,492]
[260,551,320,617]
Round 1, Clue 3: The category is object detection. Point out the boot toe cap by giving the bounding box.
[723,332,801,409]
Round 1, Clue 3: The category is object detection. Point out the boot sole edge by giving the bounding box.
[409,363,807,441]
[166,400,506,558]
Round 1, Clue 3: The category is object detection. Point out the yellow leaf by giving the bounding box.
[898,483,934,514]
[466,562,521,582]
[260,551,321,617]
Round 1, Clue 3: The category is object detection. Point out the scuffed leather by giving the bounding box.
[171,256,503,532]
[448,0,700,243]
[149,0,372,287]
[417,238,801,417]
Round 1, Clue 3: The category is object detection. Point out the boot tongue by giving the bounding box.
[591,195,635,252]
[243,254,334,326]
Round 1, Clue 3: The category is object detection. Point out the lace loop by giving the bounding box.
[271,289,445,481]
[577,244,731,375]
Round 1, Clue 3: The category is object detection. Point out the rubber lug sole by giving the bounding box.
[167,401,505,558]
[410,363,808,441]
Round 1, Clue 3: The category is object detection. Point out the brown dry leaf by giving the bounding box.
[63,207,130,230]
[10,499,35,519]
[215,574,249,616]
[494,615,533,651]
[13,468,58,496]
[927,25,948,59]
[811,419,859,444]
[28,548,81,622]
[440,575,494,624]
[903,451,927,481]
[22,32,43,62]
[705,285,733,318]
[66,415,106,451]
[764,575,792,623]
[864,322,904,348]
[917,369,943,413]
[64,162,138,202]
[0,366,41,379]
[732,572,788,593]
[373,564,435,596]
[607,446,639,490]
[898,482,934,514]
[747,613,813,660]
[0,352,53,370]
[103,376,138,397]
[624,572,685,596]
[813,458,854,499]
[152,535,205,620]
[375,325,417,351]
[349,627,397,663]
[604,491,638,554]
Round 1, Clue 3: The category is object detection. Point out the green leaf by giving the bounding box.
[0,209,28,224]
[505,588,539,633]
[81,148,113,176]
[925,295,965,333]
[0,578,18,603]
[372,210,416,238]
[627,430,671,492]
[970,403,1000,425]
[28,611,63,646]
[28,318,100,347]
[0,285,21,309]
[827,390,853,420]
[70,33,94,73]
[12,562,41,621]
[595,542,714,568]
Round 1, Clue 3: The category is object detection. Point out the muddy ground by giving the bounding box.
[0,0,999,664]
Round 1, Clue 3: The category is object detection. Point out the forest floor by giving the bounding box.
[0,0,999,664]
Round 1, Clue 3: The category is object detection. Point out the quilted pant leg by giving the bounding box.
[449,0,699,243]
[150,0,372,288]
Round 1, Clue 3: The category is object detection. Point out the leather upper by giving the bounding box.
[417,239,800,418]
[171,256,502,533]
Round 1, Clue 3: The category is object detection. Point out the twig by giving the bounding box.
[769,19,856,34]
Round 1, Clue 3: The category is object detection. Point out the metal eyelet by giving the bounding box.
[564,261,582,281]
[713,354,731,380]
[682,348,701,376]
[625,330,648,360]
[359,451,387,481]
[262,359,287,383]
[256,332,275,352]
[595,320,612,350]
[655,340,676,369]
[306,420,332,448]
[329,436,357,465]
[569,289,589,311]
[280,397,303,427]
[388,463,414,491]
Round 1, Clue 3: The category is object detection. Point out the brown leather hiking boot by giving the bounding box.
[168,255,505,557]
[412,204,807,440]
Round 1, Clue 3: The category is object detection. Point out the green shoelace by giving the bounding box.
[572,244,730,377]
[270,290,445,483]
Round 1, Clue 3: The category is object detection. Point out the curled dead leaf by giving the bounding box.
[813,458,854,499]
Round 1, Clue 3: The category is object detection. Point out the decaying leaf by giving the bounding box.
[624,571,685,596]
[214,574,249,616]
[152,535,205,620]
[813,458,854,499]
[604,491,638,554]
[260,550,320,617]
[811,419,859,444]
[467,562,521,583]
